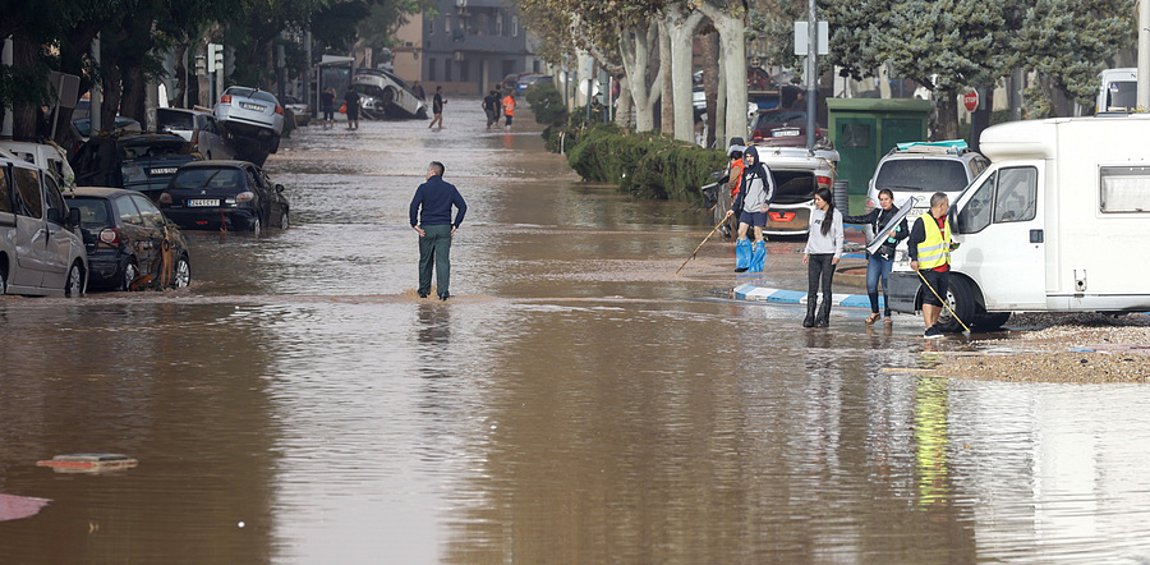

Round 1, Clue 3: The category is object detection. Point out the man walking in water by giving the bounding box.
[410,161,467,301]
[344,86,361,130]
[428,86,446,129]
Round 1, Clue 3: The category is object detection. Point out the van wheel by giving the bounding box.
[973,312,1011,331]
[65,262,84,298]
[250,217,262,237]
[279,210,289,229]
[0,268,6,295]
[936,276,978,333]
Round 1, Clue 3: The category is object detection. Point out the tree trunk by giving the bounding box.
[101,58,123,134]
[694,2,748,146]
[9,35,41,140]
[716,50,727,145]
[121,61,147,126]
[935,89,959,140]
[658,20,673,136]
[702,30,719,148]
[615,77,633,129]
[665,10,705,142]
[619,23,662,133]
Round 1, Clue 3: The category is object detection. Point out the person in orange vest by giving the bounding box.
[723,143,746,238]
[501,91,516,130]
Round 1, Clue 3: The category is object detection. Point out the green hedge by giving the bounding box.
[564,125,726,203]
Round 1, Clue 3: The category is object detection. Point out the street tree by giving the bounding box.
[692,0,748,147]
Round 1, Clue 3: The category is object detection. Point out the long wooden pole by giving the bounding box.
[675,217,729,274]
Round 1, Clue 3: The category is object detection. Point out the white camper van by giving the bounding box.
[886,114,1150,331]
[1096,68,1138,113]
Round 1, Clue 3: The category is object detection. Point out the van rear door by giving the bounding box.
[952,163,1046,310]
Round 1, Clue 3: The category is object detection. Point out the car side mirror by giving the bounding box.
[275,184,285,193]
[68,207,81,228]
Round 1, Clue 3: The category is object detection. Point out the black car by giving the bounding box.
[70,133,199,194]
[65,187,192,291]
[157,160,289,236]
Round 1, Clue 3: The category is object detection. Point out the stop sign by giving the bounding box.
[963,90,979,112]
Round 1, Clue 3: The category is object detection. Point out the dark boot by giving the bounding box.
[802,300,817,328]
[815,301,831,327]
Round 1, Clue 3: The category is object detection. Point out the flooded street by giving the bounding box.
[5,102,1150,564]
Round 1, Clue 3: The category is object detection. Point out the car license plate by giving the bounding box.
[240,102,266,111]
[150,167,178,175]
[772,128,801,137]
[187,199,219,207]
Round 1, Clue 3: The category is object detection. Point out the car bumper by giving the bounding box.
[84,250,128,290]
[764,202,813,235]
[161,207,260,231]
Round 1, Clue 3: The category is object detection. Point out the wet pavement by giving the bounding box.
[3,102,1150,563]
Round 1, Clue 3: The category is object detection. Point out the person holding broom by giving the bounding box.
[907,192,957,339]
[724,145,773,273]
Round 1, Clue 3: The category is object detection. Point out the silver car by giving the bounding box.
[157,107,234,160]
[214,86,284,165]
[0,154,88,296]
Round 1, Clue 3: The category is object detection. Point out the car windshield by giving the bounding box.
[756,111,806,128]
[69,197,112,229]
[251,91,278,104]
[172,168,244,191]
[875,159,969,192]
[121,139,189,159]
[157,110,194,131]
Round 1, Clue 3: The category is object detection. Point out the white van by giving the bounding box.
[0,154,88,296]
[0,140,77,191]
[1096,68,1138,113]
[886,114,1150,330]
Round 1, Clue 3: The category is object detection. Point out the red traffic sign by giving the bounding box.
[963,90,979,112]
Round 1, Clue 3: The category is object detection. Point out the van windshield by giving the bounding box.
[875,160,968,192]
[1105,81,1137,111]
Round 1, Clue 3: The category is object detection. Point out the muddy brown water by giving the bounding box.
[4,103,1150,564]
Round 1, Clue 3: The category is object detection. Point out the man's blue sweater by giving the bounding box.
[410,175,467,227]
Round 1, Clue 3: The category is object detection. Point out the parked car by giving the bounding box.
[0,140,77,191]
[157,107,234,160]
[865,140,989,220]
[214,86,284,165]
[157,160,289,236]
[753,145,841,236]
[0,153,87,296]
[516,74,552,96]
[70,115,142,141]
[64,187,191,291]
[70,133,199,195]
[281,95,311,127]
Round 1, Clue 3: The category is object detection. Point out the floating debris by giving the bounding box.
[36,453,139,474]
[0,494,51,522]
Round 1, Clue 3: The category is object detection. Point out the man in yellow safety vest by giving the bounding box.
[908,192,956,339]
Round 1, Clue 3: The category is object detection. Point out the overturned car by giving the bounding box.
[351,69,427,120]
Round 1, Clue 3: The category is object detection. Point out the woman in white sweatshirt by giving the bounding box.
[802,187,844,327]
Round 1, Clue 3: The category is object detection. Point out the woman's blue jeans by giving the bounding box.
[867,253,894,315]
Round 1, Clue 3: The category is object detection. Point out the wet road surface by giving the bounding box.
[3,102,1150,564]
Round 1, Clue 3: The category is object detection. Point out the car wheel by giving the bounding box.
[121,260,139,291]
[250,217,262,237]
[0,268,6,295]
[936,276,978,333]
[279,210,289,229]
[172,255,192,289]
[64,262,84,298]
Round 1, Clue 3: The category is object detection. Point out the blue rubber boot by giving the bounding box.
[735,238,751,272]
[750,240,767,272]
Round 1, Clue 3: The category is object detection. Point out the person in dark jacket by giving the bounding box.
[428,86,446,129]
[724,145,774,272]
[844,188,909,324]
[409,161,467,300]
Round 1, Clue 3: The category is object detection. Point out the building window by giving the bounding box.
[445,59,453,82]
[429,58,437,81]
[495,12,504,36]
[445,15,451,33]
[512,15,519,37]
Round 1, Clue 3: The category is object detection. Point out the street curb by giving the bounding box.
[733,283,881,310]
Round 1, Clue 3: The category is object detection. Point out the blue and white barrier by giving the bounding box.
[733,283,882,310]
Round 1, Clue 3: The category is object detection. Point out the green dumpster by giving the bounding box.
[828,98,932,214]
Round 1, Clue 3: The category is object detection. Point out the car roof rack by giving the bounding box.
[891,139,969,155]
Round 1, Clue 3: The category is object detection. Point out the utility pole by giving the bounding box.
[1139,0,1149,109]
[805,0,817,151]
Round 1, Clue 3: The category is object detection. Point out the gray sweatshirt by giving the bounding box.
[804,208,844,259]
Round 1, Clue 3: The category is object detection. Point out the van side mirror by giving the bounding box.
[68,207,81,228]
